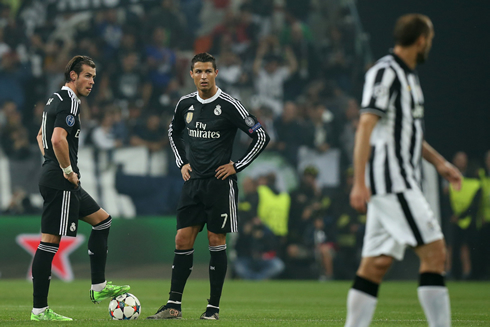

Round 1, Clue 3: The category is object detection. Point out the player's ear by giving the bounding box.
[189,70,194,78]
[215,69,218,77]
[416,34,426,49]
[70,70,77,82]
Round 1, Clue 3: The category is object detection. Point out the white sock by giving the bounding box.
[91,280,107,292]
[345,289,378,327]
[32,306,48,315]
[418,286,451,327]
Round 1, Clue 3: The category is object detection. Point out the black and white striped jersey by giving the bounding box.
[360,52,425,195]
[169,88,270,179]
[39,86,81,190]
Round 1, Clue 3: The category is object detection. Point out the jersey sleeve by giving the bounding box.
[54,97,78,134]
[226,98,270,173]
[360,66,397,117]
[168,100,188,169]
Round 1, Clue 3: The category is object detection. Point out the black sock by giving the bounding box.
[419,272,445,286]
[168,249,194,309]
[88,216,111,284]
[32,242,59,308]
[352,275,380,298]
[208,245,227,309]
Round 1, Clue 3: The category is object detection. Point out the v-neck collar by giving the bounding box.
[196,87,221,104]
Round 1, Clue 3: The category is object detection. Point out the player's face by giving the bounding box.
[190,62,218,93]
[74,64,96,97]
[416,29,434,64]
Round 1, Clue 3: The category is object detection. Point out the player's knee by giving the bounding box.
[422,245,446,270]
[372,255,393,273]
[175,233,193,249]
[207,232,226,247]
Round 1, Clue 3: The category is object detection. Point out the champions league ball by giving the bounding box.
[109,293,141,320]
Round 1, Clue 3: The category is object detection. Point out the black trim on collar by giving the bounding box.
[389,50,414,73]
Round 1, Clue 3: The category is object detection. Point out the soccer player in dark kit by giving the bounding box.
[32,55,130,321]
[147,53,270,320]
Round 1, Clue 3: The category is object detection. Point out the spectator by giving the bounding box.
[234,177,284,280]
[91,110,124,151]
[274,101,309,167]
[447,152,481,280]
[339,98,359,167]
[477,151,490,279]
[305,102,339,153]
[281,20,320,99]
[253,36,297,116]
[216,50,243,99]
[109,52,152,106]
[256,172,290,238]
[285,165,331,279]
[2,187,40,215]
[146,0,186,49]
[145,27,177,92]
[130,114,167,153]
[0,51,31,111]
[329,167,365,279]
[0,110,32,160]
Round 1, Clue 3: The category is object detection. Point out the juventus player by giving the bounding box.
[32,56,129,321]
[147,53,270,320]
[345,15,462,327]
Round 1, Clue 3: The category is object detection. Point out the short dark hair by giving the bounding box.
[393,14,432,46]
[190,52,217,71]
[64,55,96,82]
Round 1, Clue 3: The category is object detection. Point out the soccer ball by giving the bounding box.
[109,293,141,320]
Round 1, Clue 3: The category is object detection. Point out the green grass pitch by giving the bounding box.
[1,280,488,326]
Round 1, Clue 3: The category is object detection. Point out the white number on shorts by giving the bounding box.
[221,213,228,229]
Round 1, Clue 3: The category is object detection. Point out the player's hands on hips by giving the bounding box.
[350,183,370,213]
[436,161,462,191]
[64,172,79,188]
[181,163,192,181]
[215,161,236,180]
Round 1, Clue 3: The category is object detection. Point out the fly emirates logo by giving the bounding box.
[188,122,221,139]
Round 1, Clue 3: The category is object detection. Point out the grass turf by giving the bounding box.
[0,280,488,326]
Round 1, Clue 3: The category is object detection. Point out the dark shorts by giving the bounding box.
[177,177,238,234]
[39,185,101,237]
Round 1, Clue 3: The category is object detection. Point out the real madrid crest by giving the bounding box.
[214,104,222,116]
[186,112,193,124]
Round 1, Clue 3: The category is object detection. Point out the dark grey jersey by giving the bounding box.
[39,86,81,190]
[169,88,270,179]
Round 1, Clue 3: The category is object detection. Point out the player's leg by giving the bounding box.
[78,188,129,303]
[200,178,238,320]
[345,193,405,327]
[415,239,451,327]
[345,255,393,327]
[147,225,201,319]
[31,186,74,321]
[399,189,450,327]
[201,231,227,320]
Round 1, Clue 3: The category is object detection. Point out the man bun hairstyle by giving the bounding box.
[191,52,217,71]
[64,55,96,82]
[394,14,432,46]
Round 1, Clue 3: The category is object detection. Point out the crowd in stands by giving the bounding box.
[0,0,488,281]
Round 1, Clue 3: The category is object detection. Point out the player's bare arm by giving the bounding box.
[36,126,45,156]
[215,161,236,180]
[350,113,379,213]
[181,163,192,181]
[52,126,79,186]
[422,140,462,190]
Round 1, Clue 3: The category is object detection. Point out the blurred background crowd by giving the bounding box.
[0,0,489,282]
